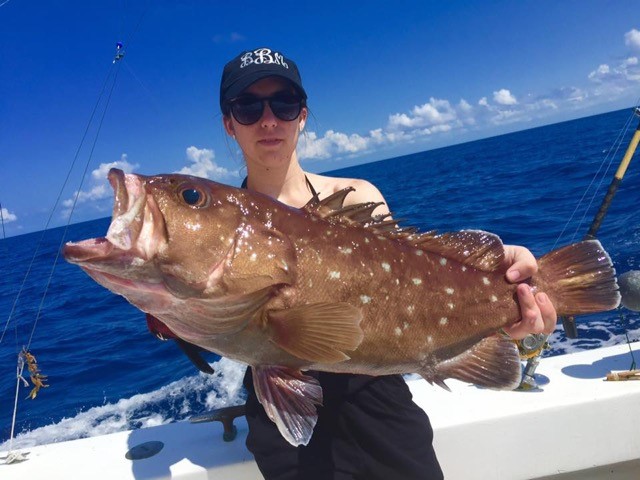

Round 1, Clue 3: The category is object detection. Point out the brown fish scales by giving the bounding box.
[63,169,620,446]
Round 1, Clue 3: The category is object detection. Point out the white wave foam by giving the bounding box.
[0,357,246,451]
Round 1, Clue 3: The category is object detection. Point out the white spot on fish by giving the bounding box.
[415,250,424,256]
[360,295,371,304]
[381,262,391,272]
[482,277,491,285]
[445,288,454,295]
[340,247,353,255]
[403,322,410,330]
[412,278,422,285]
[461,266,467,272]
[407,305,415,313]
[364,238,370,244]
[427,336,433,343]
[250,253,257,262]
[394,327,402,336]
[439,258,447,266]
[491,295,498,302]
[448,302,455,309]
[329,271,341,279]
[439,317,448,326]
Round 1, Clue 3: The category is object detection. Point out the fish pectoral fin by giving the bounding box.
[253,366,323,446]
[267,303,364,363]
[421,335,521,390]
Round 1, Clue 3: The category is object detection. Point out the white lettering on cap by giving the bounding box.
[240,48,289,69]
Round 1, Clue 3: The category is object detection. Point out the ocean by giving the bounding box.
[1,107,639,450]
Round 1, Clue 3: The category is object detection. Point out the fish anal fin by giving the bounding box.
[414,230,505,272]
[267,303,364,363]
[421,335,521,390]
[253,366,322,446]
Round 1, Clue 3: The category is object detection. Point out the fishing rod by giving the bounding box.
[518,106,640,389]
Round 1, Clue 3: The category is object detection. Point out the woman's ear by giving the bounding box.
[223,115,235,137]
[299,108,308,132]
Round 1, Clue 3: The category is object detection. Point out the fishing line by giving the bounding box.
[0,64,119,347]
[26,66,124,351]
[551,107,637,250]
[1,3,149,348]
[568,110,637,244]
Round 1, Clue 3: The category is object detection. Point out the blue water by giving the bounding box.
[1,108,639,449]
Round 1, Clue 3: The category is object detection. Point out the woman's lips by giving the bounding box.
[258,138,283,146]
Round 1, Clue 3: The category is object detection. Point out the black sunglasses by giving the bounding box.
[228,93,304,125]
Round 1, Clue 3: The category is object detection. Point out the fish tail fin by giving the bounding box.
[536,239,620,315]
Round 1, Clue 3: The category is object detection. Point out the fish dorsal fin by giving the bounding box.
[304,190,504,272]
[303,187,354,213]
[302,188,399,233]
[412,230,505,272]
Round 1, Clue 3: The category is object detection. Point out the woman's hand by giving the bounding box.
[501,245,558,340]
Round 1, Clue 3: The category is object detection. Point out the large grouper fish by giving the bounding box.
[64,169,620,446]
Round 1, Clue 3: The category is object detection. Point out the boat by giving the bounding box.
[2,342,639,479]
[2,22,640,478]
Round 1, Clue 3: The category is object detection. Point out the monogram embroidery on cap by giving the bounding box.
[240,48,289,69]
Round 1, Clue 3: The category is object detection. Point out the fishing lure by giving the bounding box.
[18,348,49,399]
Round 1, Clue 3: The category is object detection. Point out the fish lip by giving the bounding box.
[63,236,114,262]
[64,168,166,265]
[109,168,129,218]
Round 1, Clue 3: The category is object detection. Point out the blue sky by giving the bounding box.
[1,1,639,237]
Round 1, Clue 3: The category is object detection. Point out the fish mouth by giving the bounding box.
[63,168,166,267]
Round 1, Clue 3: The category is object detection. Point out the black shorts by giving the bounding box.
[243,368,443,480]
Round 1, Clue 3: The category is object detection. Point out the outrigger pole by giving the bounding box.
[518,106,640,389]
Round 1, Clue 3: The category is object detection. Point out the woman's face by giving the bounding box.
[223,76,307,170]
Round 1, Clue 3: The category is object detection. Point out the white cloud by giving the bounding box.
[296,28,640,163]
[61,154,139,218]
[588,64,611,82]
[298,130,379,160]
[625,28,640,51]
[1,207,17,223]
[175,146,236,180]
[493,89,518,105]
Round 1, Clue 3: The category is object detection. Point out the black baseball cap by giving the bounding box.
[219,47,307,111]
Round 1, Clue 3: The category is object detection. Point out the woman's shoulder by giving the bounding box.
[306,173,389,214]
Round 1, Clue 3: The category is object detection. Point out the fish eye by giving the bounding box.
[179,187,208,208]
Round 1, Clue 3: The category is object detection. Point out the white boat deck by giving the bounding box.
[2,343,640,479]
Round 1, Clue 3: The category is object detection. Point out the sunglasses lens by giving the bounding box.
[270,96,302,121]
[231,98,264,125]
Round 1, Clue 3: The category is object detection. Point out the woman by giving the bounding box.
[219,47,557,480]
